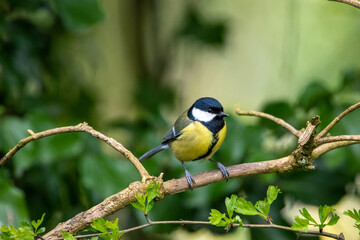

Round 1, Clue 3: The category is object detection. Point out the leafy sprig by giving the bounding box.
[61,218,124,240]
[209,185,280,230]
[209,194,243,230]
[131,181,160,215]
[91,218,124,240]
[0,213,46,240]
[344,209,360,235]
[291,205,339,232]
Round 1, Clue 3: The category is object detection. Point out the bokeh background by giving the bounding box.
[1,0,360,239]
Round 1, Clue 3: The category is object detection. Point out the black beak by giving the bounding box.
[218,111,229,117]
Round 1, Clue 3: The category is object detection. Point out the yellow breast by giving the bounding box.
[206,122,227,160]
[169,121,226,162]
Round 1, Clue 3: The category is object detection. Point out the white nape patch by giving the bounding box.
[192,107,216,122]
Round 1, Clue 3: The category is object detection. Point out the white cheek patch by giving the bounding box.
[192,107,216,122]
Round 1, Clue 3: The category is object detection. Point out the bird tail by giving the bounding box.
[138,144,169,162]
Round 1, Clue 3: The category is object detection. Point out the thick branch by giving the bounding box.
[0,122,150,179]
[329,0,360,9]
[43,180,148,239]
[235,107,301,137]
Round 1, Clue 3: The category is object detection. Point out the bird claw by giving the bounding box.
[210,160,229,181]
[184,169,196,189]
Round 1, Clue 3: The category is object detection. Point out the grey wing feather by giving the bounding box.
[139,110,192,162]
[162,127,180,144]
[162,110,192,144]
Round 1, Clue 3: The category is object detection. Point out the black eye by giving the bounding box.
[207,108,214,113]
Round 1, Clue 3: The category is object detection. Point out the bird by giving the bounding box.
[138,97,229,189]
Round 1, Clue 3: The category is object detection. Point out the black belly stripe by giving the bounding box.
[194,133,219,161]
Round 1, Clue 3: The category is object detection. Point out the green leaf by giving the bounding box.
[266,186,281,205]
[225,195,238,218]
[291,216,309,232]
[37,227,45,234]
[104,218,118,231]
[255,200,270,219]
[327,214,340,226]
[131,193,146,213]
[209,209,226,227]
[61,231,76,240]
[131,181,160,214]
[31,213,45,233]
[344,209,360,222]
[319,205,335,225]
[299,208,317,224]
[91,218,108,233]
[234,198,259,216]
[145,182,160,214]
[131,200,145,213]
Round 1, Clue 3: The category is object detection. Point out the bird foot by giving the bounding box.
[184,169,196,189]
[210,159,229,181]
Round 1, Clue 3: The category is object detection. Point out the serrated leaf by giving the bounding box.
[300,208,317,224]
[104,218,118,231]
[327,214,340,226]
[291,216,309,232]
[209,209,226,227]
[20,221,32,229]
[146,182,160,203]
[255,200,270,219]
[37,227,45,234]
[266,186,281,205]
[91,218,108,233]
[344,209,360,222]
[31,213,45,232]
[61,231,76,240]
[135,193,146,206]
[235,198,259,216]
[145,200,155,214]
[319,205,336,225]
[131,201,145,212]
[225,195,238,218]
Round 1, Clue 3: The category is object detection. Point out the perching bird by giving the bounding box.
[138,97,229,189]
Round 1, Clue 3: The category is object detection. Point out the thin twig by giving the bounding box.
[318,135,360,145]
[329,0,360,9]
[235,107,301,137]
[316,102,360,141]
[0,122,150,179]
[51,220,343,240]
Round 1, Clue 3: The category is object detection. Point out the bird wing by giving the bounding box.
[162,110,192,144]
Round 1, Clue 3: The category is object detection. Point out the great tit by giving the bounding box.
[138,97,229,189]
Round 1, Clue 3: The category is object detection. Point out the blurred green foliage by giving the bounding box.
[0,0,104,228]
[0,1,359,240]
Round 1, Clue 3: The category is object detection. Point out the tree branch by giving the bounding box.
[235,106,301,137]
[329,0,360,9]
[52,220,344,240]
[316,102,360,140]
[317,135,360,144]
[0,122,150,179]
